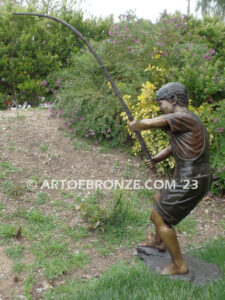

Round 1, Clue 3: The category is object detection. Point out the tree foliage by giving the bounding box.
[196,0,225,20]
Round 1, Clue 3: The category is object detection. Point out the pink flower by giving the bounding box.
[213,118,218,123]
[217,168,221,174]
[56,78,62,85]
[216,128,223,133]
[212,174,217,180]
[107,129,111,133]
[161,28,165,33]
[204,52,213,61]
[210,49,215,55]
[89,129,95,136]
[113,40,119,46]
[41,80,47,86]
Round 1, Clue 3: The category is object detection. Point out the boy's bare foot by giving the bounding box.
[159,262,188,275]
[138,233,166,251]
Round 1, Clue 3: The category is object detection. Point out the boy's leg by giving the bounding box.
[150,208,188,275]
[138,191,165,250]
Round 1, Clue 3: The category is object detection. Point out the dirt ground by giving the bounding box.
[0,108,224,299]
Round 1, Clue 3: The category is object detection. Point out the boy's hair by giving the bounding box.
[155,82,189,106]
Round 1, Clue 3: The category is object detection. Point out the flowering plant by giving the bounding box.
[211,167,225,197]
[120,81,174,174]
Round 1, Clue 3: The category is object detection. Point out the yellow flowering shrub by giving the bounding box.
[194,103,216,145]
[144,48,171,88]
[121,81,175,174]
[144,65,167,87]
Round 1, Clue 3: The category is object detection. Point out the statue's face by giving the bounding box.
[158,100,174,114]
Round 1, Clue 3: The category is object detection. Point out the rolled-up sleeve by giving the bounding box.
[161,112,194,133]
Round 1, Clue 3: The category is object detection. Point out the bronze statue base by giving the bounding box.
[137,246,223,285]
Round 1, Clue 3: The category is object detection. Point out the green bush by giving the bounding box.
[0,93,9,110]
[203,101,225,196]
[0,6,112,106]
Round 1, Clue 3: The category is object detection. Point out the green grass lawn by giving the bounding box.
[43,238,225,300]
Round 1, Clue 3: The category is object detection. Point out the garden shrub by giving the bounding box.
[53,11,224,126]
[120,81,174,174]
[0,93,10,110]
[200,100,225,196]
[0,6,112,106]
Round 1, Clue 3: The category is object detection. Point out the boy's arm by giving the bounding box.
[153,145,172,163]
[145,145,172,168]
[128,116,168,131]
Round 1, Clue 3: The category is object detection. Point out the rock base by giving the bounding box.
[137,246,223,285]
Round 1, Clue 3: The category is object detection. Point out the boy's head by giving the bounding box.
[155,82,189,107]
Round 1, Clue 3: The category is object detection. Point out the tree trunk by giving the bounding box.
[187,0,191,15]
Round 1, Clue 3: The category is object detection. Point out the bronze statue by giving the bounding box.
[128,82,211,275]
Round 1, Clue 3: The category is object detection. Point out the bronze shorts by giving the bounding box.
[155,175,211,226]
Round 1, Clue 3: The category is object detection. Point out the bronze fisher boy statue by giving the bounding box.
[128,82,211,275]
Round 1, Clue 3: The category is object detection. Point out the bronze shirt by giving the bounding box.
[161,110,211,179]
